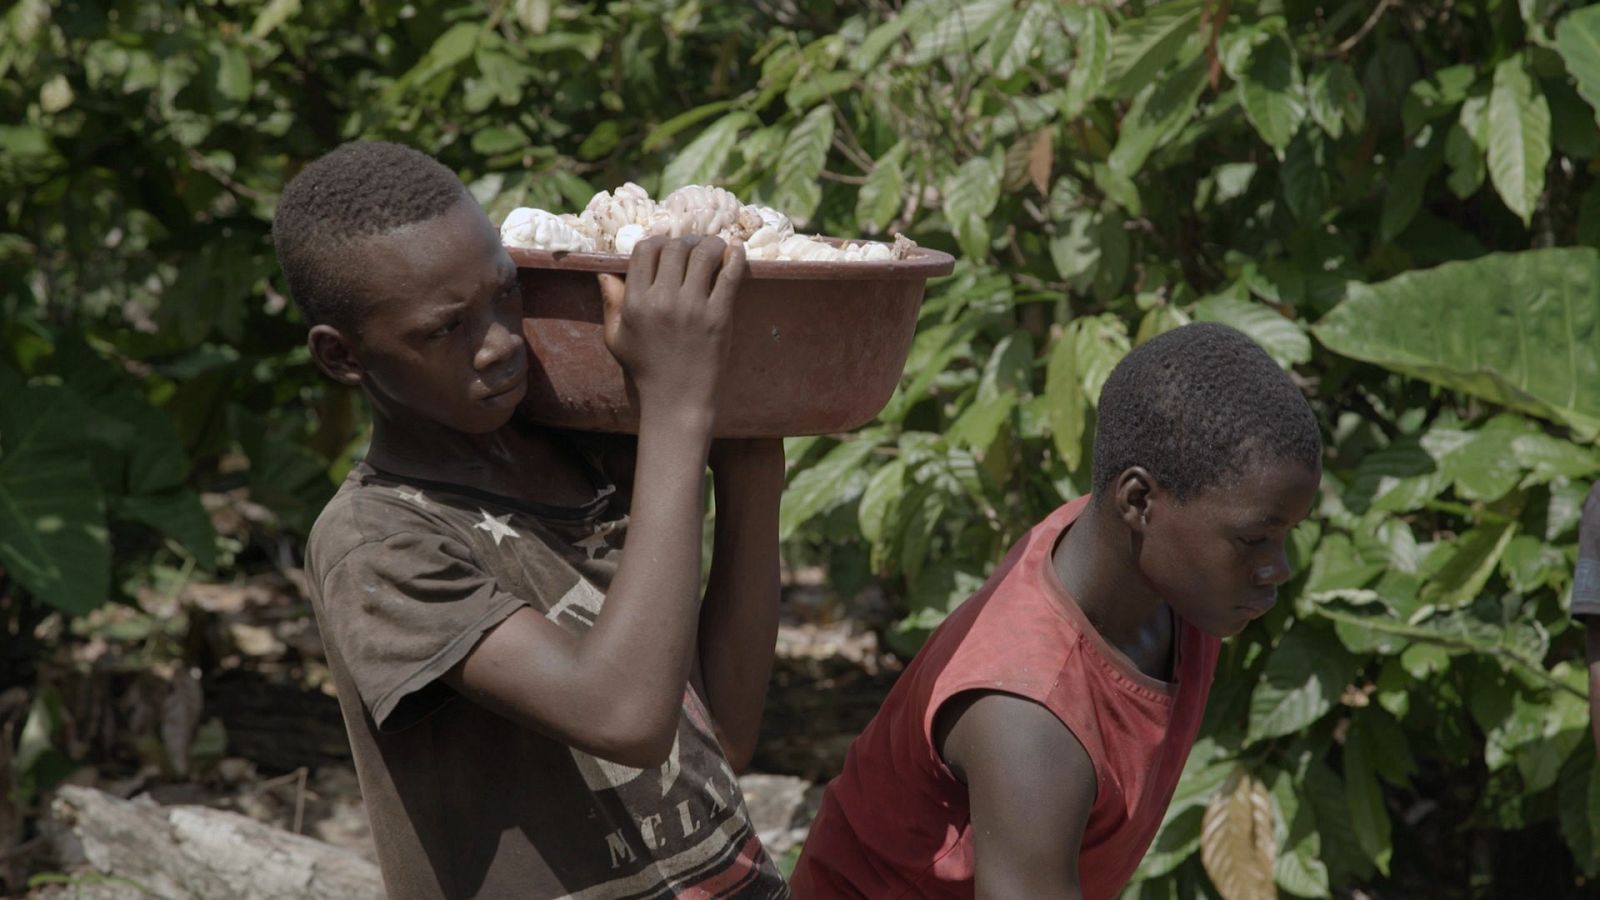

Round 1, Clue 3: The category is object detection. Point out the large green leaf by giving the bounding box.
[944,155,1001,260]
[1246,622,1360,743]
[1108,55,1207,178]
[1238,33,1305,155]
[1486,56,1550,225]
[769,105,833,223]
[987,2,1052,80]
[856,144,906,234]
[660,111,754,193]
[1313,249,1600,437]
[778,435,883,541]
[1192,293,1311,369]
[1061,7,1111,117]
[1344,719,1394,875]
[0,376,110,614]
[1104,0,1201,98]
[1306,61,1365,139]
[1045,325,1086,471]
[1557,5,1600,127]
[227,406,337,537]
[905,0,1009,66]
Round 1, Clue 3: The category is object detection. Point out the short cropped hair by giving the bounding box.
[1091,322,1321,501]
[272,142,466,329]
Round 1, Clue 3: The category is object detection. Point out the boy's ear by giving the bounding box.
[1113,466,1156,534]
[308,324,364,387]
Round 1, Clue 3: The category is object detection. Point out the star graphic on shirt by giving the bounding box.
[579,515,620,557]
[474,510,520,546]
[395,487,430,509]
[574,527,611,560]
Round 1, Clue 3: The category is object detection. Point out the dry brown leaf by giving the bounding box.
[1200,767,1278,900]
[1028,128,1054,197]
[161,667,204,777]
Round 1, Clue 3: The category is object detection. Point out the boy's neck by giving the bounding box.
[364,411,595,507]
[1051,499,1173,673]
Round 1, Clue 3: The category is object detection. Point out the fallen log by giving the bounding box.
[48,785,382,900]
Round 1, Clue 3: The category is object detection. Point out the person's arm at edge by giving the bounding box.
[938,690,1094,900]
[1588,618,1600,755]
[441,237,744,770]
[696,438,785,771]
[1579,483,1600,754]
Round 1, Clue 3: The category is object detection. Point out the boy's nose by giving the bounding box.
[1254,548,1293,586]
[475,318,524,372]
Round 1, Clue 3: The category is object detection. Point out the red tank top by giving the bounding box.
[791,497,1220,900]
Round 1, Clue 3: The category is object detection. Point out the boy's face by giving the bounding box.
[318,194,528,435]
[1134,459,1321,638]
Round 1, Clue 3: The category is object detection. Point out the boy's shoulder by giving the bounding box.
[305,464,442,566]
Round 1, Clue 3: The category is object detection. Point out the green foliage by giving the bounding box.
[4,0,1600,893]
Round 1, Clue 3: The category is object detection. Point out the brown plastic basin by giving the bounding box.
[512,243,955,437]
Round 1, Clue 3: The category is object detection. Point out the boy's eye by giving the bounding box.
[1238,536,1268,548]
[428,319,459,339]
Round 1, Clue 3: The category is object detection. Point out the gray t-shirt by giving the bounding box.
[306,459,788,899]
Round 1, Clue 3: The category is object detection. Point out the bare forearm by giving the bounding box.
[582,408,714,738]
[698,453,784,769]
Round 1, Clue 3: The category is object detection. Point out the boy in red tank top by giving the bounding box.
[792,323,1323,900]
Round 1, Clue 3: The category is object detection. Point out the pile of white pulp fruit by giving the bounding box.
[500,183,916,263]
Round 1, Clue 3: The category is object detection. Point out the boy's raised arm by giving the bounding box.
[443,236,744,769]
[696,437,786,771]
[938,691,1095,900]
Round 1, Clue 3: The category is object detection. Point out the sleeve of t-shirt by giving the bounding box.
[318,531,530,731]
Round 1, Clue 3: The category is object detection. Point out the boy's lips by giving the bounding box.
[1238,594,1277,619]
[478,370,527,401]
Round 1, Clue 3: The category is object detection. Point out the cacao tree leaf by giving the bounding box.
[1558,743,1600,877]
[906,0,1009,66]
[856,143,906,233]
[1422,517,1519,608]
[1192,293,1311,369]
[1046,327,1086,471]
[944,154,1001,260]
[226,406,336,537]
[1556,5,1600,127]
[1313,249,1600,438]
[778,435,883,541]
[1247,622,1359,743]
[1444,120,1486,198]
[0,375,110,614]
[1344,718,1394,875]
[1238,33,1305,155]
[1105,0,1202,98]
[851,7,927,72]
[1400,64,1476,138]
[661,111,754,194]
[1268,768,1328,898]
[1486,56,1550,225]
[1109,55,1208,178]
[1304,761,1375,882]
[249,0,300,40]
[770,106,833,223]
[642,99,739,153]
[858,458,907,548]
[1306,60,1365,139]
[1073,313,1132,405]
[988,2,1051,80]
[1061,6,1111,117]
[1379,141,1439,242]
